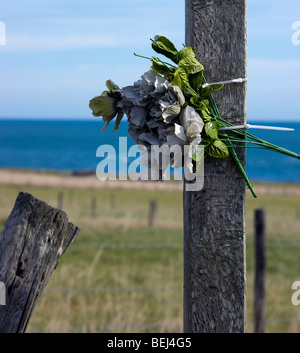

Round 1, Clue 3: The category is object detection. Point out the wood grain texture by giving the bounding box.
[184,0,247,332]
[0,192,79,333]
[254,209,266,333]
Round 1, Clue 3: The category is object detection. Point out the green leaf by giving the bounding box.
[198,106,212,123]
[189,98,212,123]
[189,71,204,93]
[89,95,117,120]
[189,96,200,109]
[151,59,173,78]
[200,83,224,98]
[176,46,196,62]
[153,35,177,51]
[113,111,124,132]
[192,145,205,163]
[178,56,204,75]
[204,121,221,140]
[105,80,120,92]
[190,97,207,110]
[172,68,189,91]
[152,35,178,63]
[206,140,229,159]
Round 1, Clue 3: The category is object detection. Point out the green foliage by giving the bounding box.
[151,35,179,63]
[151,58,173,79]
[113,111,124,132]
[200,83,224,98]
[204,121,220,140]
[205,139,229,159]
[105,80,121,92]
[90,34,299,199]
[172,68,189,92]
[89,80,124,132]
[190,98,212,123]
[192,145,204,163]
[176,46,196,62]
[189,71,204,93]
[178,55,203,75]
[89,94,117,121]
[199,107,212,123]
[149,36,230,162]
[151,35,204,95]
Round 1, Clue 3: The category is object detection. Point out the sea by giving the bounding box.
[0,119,299,183]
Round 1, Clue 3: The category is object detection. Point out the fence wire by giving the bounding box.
[70,242,300,249]
[45,285,182,294]
[71,242,183,249]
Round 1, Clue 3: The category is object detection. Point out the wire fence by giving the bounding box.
[45,285,182,294]
[72,242,183,249]
[70,241,300,249]
[1,188,299,333]
[34,238,300,333]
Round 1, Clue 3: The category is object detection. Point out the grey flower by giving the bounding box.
[118,70,204,177]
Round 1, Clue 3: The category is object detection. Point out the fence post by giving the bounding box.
[68,190,73,206]
[0,192,79,333]
[58,191,64,209]
[91,197,97,218]
[254,208,266,333]
[184,0,247,332]
[148,200,157,227]
[0,281,5,306]
[110,194,115,209]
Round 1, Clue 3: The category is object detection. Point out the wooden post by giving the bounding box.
[254,209,266,333]
[148,200,157,227]
[0,192,79,333]
[91,197,97,218]
[0,281,5,306]
[58,191,64,209]
[68,190,74,206]
[110,194,115,209]
[184,0,247,332]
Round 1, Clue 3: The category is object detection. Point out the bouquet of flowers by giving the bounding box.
[89,35,300,197]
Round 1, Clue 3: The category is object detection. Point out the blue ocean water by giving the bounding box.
[0,119,299,183]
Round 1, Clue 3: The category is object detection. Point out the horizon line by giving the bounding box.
[0,117,300,124]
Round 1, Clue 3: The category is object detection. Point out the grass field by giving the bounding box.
[0,179,300,333]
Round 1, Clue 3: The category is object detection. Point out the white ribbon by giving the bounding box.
[219,124,295,132]
[201,78,247,88]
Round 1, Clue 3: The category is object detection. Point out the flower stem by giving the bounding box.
[133,53,152,60]
[223,131,257,197]
[205,85,257,197]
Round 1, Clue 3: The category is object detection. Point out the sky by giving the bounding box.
[0,0,299,122]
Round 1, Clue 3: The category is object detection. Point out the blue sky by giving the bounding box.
[0,0,299,121]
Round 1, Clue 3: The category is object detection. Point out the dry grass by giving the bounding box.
[0,173,299,333]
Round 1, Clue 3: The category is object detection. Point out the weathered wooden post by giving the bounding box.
[254,209,266,333]
[91,197,97,218]
[0,192,79,333]
[58,191,64,209]
[184,0,247,332]
[110,193,115,209]
[148,200,158,227]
